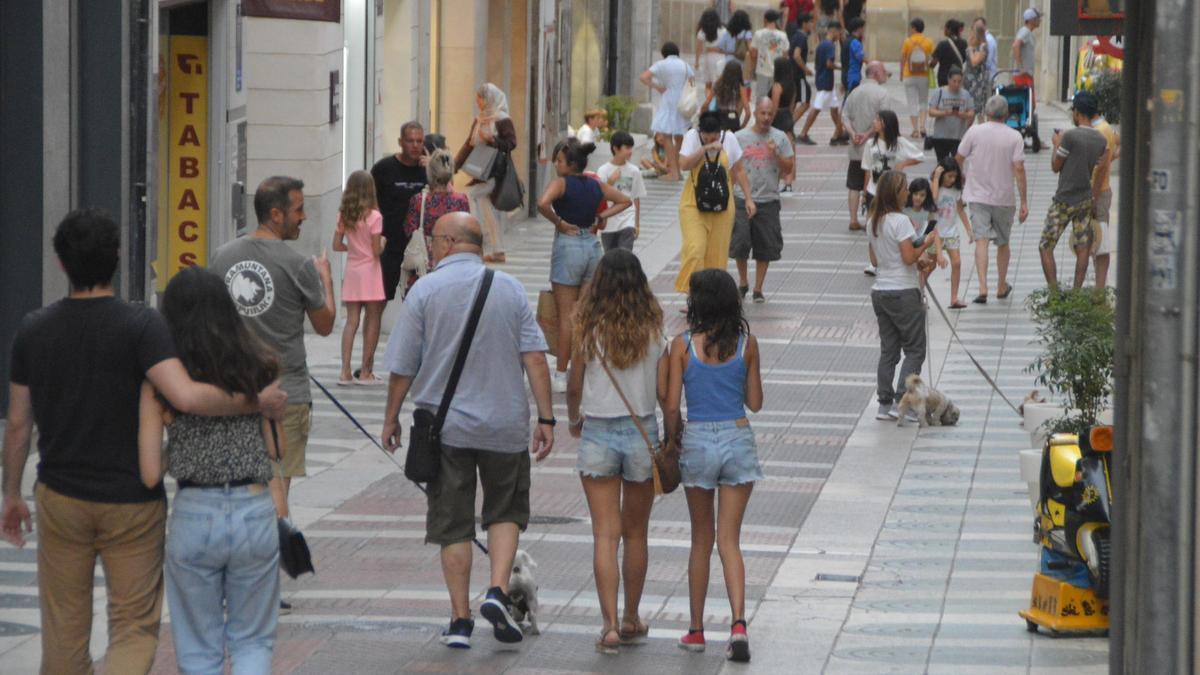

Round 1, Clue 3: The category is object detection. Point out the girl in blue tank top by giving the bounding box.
[664,269,763,662]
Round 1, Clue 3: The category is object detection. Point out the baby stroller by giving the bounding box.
[994,70,1042,153]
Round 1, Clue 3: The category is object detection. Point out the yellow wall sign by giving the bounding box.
[165,35,208,280]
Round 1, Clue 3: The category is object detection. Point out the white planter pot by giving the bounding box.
[1019,448,1043,513]
[1098,408,1114,425]
[1023,403,1063,447]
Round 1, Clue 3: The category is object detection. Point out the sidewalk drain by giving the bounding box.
[815,573,862,583]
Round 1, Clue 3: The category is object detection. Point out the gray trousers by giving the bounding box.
[871,289,926,405]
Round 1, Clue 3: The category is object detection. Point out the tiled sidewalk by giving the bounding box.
[0,84,1112,674]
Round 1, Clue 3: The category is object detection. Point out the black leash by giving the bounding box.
[309,375,490,555]
[924,286,1022,416]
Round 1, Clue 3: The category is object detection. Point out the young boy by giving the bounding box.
[844,17,866,93]
[789,12,816,122]
[798,21,847,145]
[595,131,647,252]
[576,109,608,144]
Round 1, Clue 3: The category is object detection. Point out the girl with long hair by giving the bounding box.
[931,157,974,307]
[861,110,924,201]
[331,170,386,386]
[867,171,934,422]
[537,138,632,393]
[565,249,667,655]
[455,82,516,262]
[138,267,283,673]
[725,9,755,99]
[703,58,749,131]
[769,56,800,190]
[904,177,939,290]
[694,9,730,95]
[665,269,763,663]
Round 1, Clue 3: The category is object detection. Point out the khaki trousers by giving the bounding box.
[35,483,166,675]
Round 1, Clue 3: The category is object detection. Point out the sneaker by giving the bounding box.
[440,617,474,649]
[875,403,894,421]
[904,411,921,425]
[752,291,765,304]
[480,587,524,643]
[739,284,749,299]
[863,264,877,276]
[888,404,900,420]
[797,135,817,146]
[678,628,706,652]
[726,620,751,662]
[279,599,292,615]
[552,371,568,394]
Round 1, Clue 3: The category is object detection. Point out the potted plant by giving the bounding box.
[1025,287,1116,438]
[596,95,636,140]
[1090,69,1121,125]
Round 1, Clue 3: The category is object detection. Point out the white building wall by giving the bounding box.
[243,17,345,268]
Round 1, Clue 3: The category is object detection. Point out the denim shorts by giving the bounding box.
[550,231,602,286]
[680,419,763,489]
[577,414,657,482]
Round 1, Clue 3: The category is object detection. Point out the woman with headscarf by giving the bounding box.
[455,82,517,263]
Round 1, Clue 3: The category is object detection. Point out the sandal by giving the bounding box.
[949,301,968,309]
[336,377,355,387]
[997,283,1014,300]
[596,627,621,655]
[619,617,650,645]
[483,253,507,264]
[354,374,385,386]
[972,294,988,305]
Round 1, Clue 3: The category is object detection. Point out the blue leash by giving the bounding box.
[309,375,490,555]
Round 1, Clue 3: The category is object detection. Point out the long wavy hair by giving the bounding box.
[161,267,279,403]
[573,250,664,369]
[697,9,721,43]
[338,170,377,231]
[686,269,748,361]
[714,59,744,109]
[874,110,901,152]
[870,170,908,236]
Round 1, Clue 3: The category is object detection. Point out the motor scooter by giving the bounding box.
[1019,426,1113,636]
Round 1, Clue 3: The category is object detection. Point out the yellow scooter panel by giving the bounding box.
[1048,434,1082,488]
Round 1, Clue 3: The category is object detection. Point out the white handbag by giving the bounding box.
[400,189,429,295]
[677,78,700,120]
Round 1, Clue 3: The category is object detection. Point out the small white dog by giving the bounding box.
[896,374,956,427]
[507,549,540,635]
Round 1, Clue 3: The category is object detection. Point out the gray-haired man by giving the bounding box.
[955,95,1029,303]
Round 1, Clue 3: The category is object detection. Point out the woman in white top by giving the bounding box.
[566,249,668,655]
[861,110,924,201]
[694,9,730,94]
[867,170,935,421]
[641,42,696,181]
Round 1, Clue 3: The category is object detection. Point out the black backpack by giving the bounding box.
[694,136,730,213]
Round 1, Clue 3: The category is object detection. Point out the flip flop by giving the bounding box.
[950,301,968,309]
[997,284,1014,299]
[972,295,988,305]
[354,374,385,386]
[336,378,355,387]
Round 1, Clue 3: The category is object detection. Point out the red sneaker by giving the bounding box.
[677,628,706,652]
[727,620,750,662]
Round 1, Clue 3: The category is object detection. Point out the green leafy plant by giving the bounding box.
[1025,288,1116,435]
[1090,70,1122,125]
[597,95,636,140]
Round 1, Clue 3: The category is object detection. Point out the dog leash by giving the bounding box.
[309,375,490,555]
[924,286,1022,416]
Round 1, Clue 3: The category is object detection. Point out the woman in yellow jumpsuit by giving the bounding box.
[675,110,757,292]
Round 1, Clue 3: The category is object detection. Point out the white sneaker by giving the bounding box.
[552,371,568,393]
[863,264,877,277]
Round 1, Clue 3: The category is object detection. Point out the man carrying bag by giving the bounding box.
[381,212,555,650]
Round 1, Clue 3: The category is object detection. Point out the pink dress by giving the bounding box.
[340,209,385,302]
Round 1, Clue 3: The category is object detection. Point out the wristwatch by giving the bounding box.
[537,416,557,427]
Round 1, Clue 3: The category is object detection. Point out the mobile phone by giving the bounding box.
[924,219,938,236]
[952,106,960,113]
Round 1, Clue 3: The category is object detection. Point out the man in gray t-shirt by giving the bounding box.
[1039,91,1111,291]
[731,98,795,302]
[1013,9,1041,79]
[210,176,335,501]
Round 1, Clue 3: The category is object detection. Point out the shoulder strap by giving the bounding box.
[597,356,658,456]
[434,268,495,433]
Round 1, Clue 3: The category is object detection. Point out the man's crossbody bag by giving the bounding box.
[405,269,495,483]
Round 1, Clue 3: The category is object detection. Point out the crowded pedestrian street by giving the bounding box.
[2,69,1110,671]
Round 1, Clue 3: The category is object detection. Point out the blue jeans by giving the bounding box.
[550,231,602,286]
[166,485,279,675]
[680,420,763,489]
[577,414,657,482]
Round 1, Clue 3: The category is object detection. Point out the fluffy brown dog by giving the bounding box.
[896,374,955,427]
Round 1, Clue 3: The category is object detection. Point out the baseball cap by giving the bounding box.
[1023,8,1042,21]
[1071,91,1100,116]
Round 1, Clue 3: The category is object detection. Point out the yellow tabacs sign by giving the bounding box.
[166,35,208,279]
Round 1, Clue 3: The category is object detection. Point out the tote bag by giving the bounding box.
[677,79,700,120]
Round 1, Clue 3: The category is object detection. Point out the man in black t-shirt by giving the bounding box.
[371,121,428,302]
[1,210,286,673]
[790,12,816,119]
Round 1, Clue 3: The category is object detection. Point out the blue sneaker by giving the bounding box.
[480,587,524,643]
[440,617,474,649]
